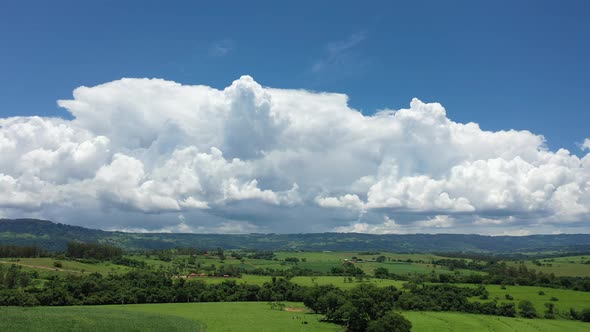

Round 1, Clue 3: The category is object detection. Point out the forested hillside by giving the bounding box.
[1,219,589,253]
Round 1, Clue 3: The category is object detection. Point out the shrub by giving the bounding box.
[367,311,412,332]
[518,300,537,318]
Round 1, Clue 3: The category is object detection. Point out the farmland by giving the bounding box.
[0,302,342,332]
[2,243,590,331]
[403,311,590,332]
[467,284,590,318]
[0,306,201,332]
[3,302,590,331]
[505,255,590,277]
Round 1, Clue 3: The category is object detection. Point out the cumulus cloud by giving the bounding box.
[1,76,589,234]
[582,138,590,151]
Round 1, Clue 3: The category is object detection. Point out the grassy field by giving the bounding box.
[465,284,590,317]
[4,303,589,332]
[187,274,406,290]
[0,257,132,276]
[1,251,486,278]
[504,255,590,277]
[403,311,590,331]
[113,302,342,331]
[0,306,201,331]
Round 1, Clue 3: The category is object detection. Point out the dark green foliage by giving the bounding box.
[66,242,122,261]
[373,267,389,279]
[3,218,590,253]
[518,300,537,318]
[0,245,47,258]
[366,311,412,332]
[330,262,365,276]
[305,283,402,332]
[544,302,555,319]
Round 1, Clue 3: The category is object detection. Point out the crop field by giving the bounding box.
[465,284,590,317]
[0,306,200,332]
[403,311,590,332]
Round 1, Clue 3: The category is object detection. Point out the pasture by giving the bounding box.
[113,302,342,331]
[0,306,200,331]
[504,255,590,277]
[403,311,590,332]
[466,284,590,317]
[0,257,131,275]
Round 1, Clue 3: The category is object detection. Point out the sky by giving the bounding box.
[0,1,589,235]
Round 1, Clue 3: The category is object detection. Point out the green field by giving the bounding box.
[0,251,486,278]
[0,306,200,331]
[188,274,406,290]
[465,284,590,317]
[0,257,131,275]
[403,311,590,332]
[4,303,589,332]
[504,255,590,277]
[112,302,342,331]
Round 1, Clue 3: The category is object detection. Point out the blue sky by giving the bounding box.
[1,1,590,234]
[1,0,589,153]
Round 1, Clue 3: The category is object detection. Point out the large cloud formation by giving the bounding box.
[1,76,589,234]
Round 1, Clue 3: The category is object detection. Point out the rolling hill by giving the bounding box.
[1,218,590,253]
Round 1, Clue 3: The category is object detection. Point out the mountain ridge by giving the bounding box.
[1,218,589,253]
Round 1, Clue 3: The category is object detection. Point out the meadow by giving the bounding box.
[504,255,590,277]
[111,302,342,332]
[0,306,201,332]
[403,311,590,332]
[467,284,590,317]
[3,302,590,332]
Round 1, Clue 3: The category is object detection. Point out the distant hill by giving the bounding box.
[1,218,590,253]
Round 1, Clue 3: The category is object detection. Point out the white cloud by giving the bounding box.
[582,138,590,151]
[1,76,589,233]
[334,216,405,234]
[416,215,455,228]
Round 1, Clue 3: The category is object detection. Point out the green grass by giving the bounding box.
[290,276,406,289]
[464,284,590,317]
[403,311,590,332]
[0,257,131,275]
[0,306,201,332]
[505,257,590,277]
[188,274,406,290]
[114,302,343,331]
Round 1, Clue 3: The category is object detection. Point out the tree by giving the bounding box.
[373,267,389,279]
[544,302,555,319]
[518,300,537,318]
[367,311,412,332]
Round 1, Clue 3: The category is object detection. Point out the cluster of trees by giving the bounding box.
[395,284,518,317]
[304,283,411,332]
[373,260,590,292]
[0,245,47,258]
[0,264,37,289]
[66,242,122,261]
[0,269,305,306]
[330,262,365,276]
